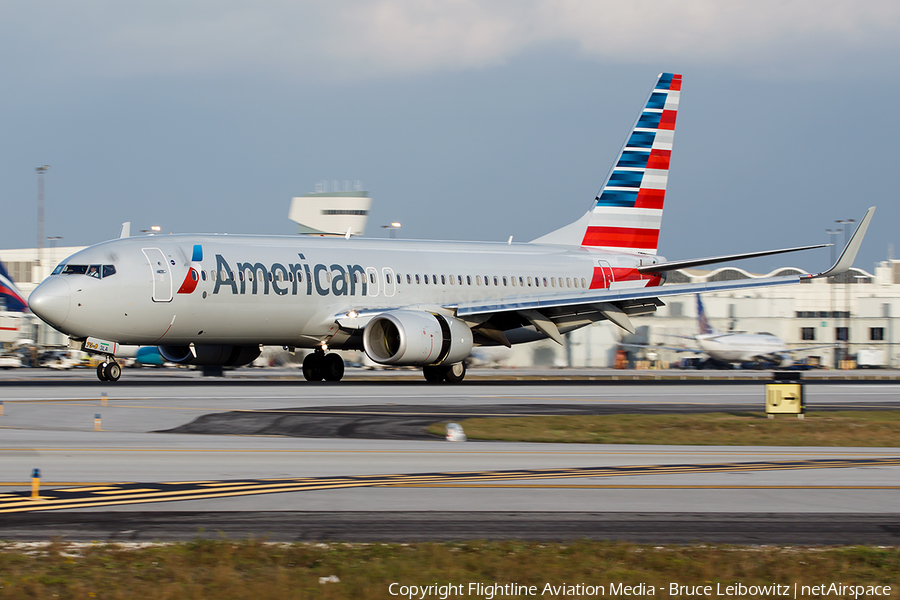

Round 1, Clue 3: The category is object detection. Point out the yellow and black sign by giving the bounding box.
[766,383,804,415]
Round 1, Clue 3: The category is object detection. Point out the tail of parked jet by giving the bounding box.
[696,294,714,335]
[0,261,28,312]
[533,72,681,253]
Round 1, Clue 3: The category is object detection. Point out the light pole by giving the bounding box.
[381,222,401,239]
[826,228,841,367]
[35,165,50,279]
[140,226,162,234]
[836,218,856,366]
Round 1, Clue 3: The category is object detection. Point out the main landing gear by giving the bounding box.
[302,348,345,382]
[422,361,466,384]
[96,360,121,382]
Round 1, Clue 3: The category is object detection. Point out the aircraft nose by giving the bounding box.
[29,277,71,327]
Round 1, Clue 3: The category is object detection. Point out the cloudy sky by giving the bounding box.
[2,1,899,274]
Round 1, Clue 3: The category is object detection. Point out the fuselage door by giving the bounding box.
[365,266,380,297]
[382,267,396,297]
[142,248,173,302]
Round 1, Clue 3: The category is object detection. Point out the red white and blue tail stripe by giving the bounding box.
[0,261,28,312]
[581,73,681,254]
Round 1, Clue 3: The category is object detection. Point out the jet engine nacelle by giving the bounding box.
[157,344,261,367]
[362,310,473,366]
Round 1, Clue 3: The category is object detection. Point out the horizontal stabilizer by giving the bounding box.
[637,243,830,274]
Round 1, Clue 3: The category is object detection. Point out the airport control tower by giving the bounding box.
[288,182,371,237]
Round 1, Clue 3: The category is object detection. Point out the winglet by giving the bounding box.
[805,207,875,279]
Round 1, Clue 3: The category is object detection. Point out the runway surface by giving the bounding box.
[1,368,898,543]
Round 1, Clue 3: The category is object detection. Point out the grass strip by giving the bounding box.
[426,411,900,446]
[0,540,896,599]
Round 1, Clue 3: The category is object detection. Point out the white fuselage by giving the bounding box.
[695,332,788,364]
[31,234,664,348]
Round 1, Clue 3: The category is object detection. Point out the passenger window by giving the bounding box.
[239,272,245,282]
[386,273,392,284]
[466,276,471,285]
[191,270,199,281]
[200,270,206,281]
[102,265,117,278]
[543,277,548,287]
[369,273,375,284]
[511,277,516,287]
[519,277,524,286]
[493,276,498,286]
[573,278,578,288]
[326,272,333,284]
[441,275,446,285]
[458,275,463,285]
[581,278,587,288]
[415,274,420,284]
[527,277,532,286]
[566,277,571,287]
[407,274,412,284]
[534,277,539,287]
[502,276,507,286]
[476,275,482,286]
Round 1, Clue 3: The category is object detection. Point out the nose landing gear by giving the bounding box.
[96,360,121,382]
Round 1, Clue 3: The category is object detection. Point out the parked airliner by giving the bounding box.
[638,295,835,368]
[27,73,875,383]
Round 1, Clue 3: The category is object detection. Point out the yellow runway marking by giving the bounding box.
[0,456,897,514]
[380,484,900,490]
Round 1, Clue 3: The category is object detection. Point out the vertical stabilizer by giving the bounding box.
[696,294,714,335]
[532,73,681,251]
[0,261,28,312]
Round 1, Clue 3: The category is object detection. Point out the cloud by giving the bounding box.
[4,0,900,82]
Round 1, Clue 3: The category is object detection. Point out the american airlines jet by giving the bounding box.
[27,73,874,383]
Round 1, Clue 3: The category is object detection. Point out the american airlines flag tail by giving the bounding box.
[581,72,681,254]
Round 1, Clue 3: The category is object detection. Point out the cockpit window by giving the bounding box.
[58,264,117,278]
[51,263,65,275]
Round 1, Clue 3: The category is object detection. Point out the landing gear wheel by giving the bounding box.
[322,353,345,382]
[104,362,121,382]
[96,363,108,382]
[423,365,444,383]
[442,361,466,384]
[302,353,324,382]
